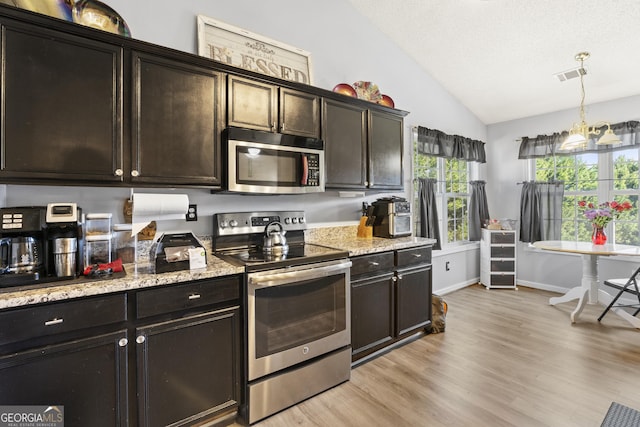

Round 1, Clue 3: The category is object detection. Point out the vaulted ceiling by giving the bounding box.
[347,0,640,124]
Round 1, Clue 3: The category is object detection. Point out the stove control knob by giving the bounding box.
[291,217,298,224]
[298,217,305,224]
[229,220,238,228]
[219,220,228,229]
[284,217,291,224]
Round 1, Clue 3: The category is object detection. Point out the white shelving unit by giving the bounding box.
[480,228,517,289]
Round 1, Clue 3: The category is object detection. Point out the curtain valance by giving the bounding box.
[416,126,486,163]
[518,120,640,159]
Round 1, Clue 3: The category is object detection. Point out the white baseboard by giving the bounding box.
[434,278,479,296]
[517,280,638,305]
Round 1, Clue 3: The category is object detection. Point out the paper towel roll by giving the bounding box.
[131,193,189,236]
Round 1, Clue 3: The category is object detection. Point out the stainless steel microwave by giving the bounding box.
[224,127,325,194]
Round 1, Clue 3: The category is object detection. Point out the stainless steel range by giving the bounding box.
[212,211,352,424]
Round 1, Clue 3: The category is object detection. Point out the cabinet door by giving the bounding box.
[396,266,432,336]
[323,99,368,188]
[369,110,404,189]
[0,22,123,183]
[227,75,276,132]
[351,274,394,360]
[136,307,241,427]
[0,331,128,427]
[279,88,320,138]
[132,52,225,186]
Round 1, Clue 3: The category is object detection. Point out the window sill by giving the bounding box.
[433,241,479,257]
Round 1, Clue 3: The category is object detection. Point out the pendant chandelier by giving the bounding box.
[560,52,621,151]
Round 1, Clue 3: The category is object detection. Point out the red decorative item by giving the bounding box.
[378,94,395,108]
[332,83,357,97]
[591,225,607,245]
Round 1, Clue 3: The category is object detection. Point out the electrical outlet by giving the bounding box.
[186,204,198,221]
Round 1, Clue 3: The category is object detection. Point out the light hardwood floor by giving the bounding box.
[239,285,640,427]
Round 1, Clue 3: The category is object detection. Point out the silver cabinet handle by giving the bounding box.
[188,294,201,300]
[114,168,123,177]
[136,335,145,344]
[44,318,63,326]
[369,261,380,266]
[118,338,128,347]
[397,274,403,280]
[272,122,277,132]
[412,253,422,258]
[281,122,285,132]
[131,170,140,177]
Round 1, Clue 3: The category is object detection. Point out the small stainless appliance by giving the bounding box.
[370,196,412,238]
[212,211,351,424]
[223,127,325,194]
[0,206,46,286]
[45,203,83,280]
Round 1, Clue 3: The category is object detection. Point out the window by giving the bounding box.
[533,147,640,244]
[414,143,474,246]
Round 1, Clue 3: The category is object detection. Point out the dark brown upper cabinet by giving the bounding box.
[227,75,320,138]
[0,20,124,183]
[323,99,368,188]
[323,99,404,190]
[369,110,404,190]
[131,51,225,187]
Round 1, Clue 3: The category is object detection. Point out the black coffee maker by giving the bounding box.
[0,206,47,287]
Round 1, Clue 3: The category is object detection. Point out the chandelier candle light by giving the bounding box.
[578,200,632,245]
[560,52,621,151]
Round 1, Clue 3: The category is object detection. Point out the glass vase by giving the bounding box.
[591,224,607,245]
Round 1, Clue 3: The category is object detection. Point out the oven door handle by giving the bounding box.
[248,260,352,288]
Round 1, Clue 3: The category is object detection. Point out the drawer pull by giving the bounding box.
[412,253,422,258]
[188,294,201,300]
[369,261,380,266]
[44,318,63,326]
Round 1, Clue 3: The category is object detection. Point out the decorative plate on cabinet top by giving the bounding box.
[353,81,382,102]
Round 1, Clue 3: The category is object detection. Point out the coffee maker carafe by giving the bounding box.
[0,206,47,286]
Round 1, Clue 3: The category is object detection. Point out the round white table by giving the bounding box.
[533,240,640,328]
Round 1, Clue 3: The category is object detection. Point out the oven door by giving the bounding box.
[228,140,324,194]
[247,259,351,381]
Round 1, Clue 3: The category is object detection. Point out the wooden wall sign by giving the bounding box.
[197,15,313,85]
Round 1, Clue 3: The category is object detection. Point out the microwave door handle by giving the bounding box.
[300,154,309,185]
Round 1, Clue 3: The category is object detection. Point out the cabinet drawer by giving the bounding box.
[490,274,515,286]
[396,246,432,268]
[136,275,240,319]
[350,252,394,277]
[490,260,515,272]
[490,232,515,244]
[491,246,515,258]
[0,294,127,346]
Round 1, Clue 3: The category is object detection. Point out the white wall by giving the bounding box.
[486,94,640,291]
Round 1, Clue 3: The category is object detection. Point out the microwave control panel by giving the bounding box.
[303,153,321,187]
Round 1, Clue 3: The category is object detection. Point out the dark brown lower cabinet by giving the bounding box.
[0,331,129,427]
[136,307,241,427]
[350,245,432,363]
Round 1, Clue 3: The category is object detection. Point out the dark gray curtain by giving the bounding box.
[518,120,640,159]
[418,178,441,250]
[416,126,486,163]
[519,181,564,242]
[469,180,490,241]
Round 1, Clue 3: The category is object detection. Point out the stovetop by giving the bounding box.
[215,243,348,272]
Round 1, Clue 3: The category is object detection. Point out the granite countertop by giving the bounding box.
[0,253,243,310]
[0,226,435,310]
[306,225,436,256]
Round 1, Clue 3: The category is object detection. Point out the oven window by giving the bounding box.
[237,146,298,186]
[254,274,347,358]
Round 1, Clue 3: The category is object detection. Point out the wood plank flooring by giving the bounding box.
[239,285,640,427]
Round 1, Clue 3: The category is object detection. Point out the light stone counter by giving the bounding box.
[0,253,243,310]
[306,225,436,256]
[0,226,435,310]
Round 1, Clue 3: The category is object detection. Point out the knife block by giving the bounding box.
[357,216,373,238]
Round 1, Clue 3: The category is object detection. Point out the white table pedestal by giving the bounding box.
[548,254,597,323]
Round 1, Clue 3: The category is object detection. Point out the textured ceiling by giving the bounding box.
[346,0,640,124]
